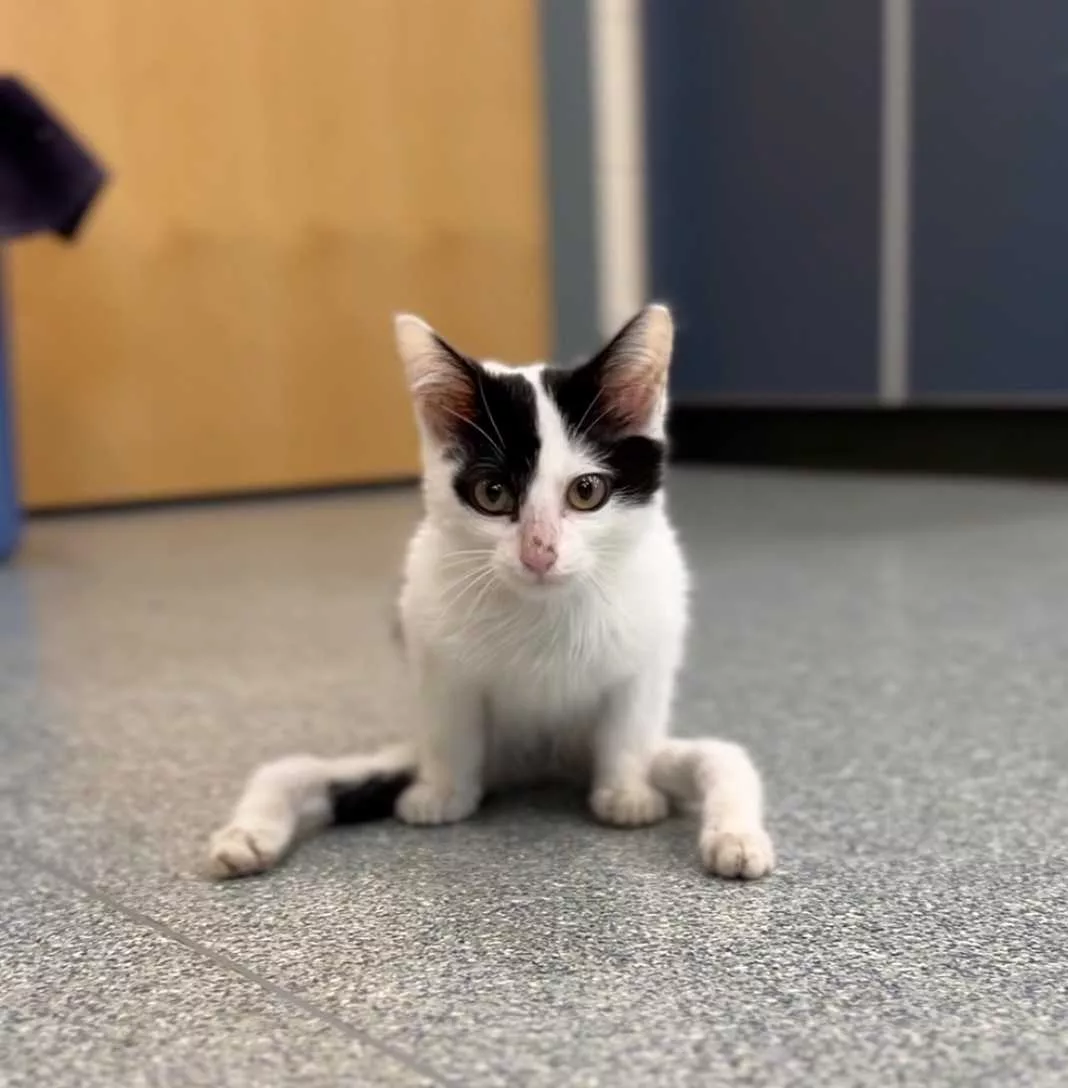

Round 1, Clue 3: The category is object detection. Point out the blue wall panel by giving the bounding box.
[911,0,1068,398]
[643,0,882,400]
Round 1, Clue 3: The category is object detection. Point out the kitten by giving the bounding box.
[207,304,774,880]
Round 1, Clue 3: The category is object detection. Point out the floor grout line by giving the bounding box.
[17,850,460,1088]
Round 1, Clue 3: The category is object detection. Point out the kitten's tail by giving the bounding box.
[650,738,775,879]
[206,744,416,879]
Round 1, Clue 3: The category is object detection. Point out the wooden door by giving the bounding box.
[0,0,550,507]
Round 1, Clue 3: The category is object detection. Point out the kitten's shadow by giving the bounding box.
[477,784,587,820]
[327,784,707,875]
[479,789,719,876]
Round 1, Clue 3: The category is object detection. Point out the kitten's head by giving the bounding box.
[394,305,673,594]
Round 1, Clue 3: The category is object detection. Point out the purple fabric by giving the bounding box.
[0,76,108,558]
[0,75,107,241]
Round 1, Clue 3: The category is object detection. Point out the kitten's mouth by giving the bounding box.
[507,566,570,593]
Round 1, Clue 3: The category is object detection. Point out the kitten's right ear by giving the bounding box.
[393,314,477,445]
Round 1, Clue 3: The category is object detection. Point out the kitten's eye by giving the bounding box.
[566,473,611,512]
[471,478,515,516]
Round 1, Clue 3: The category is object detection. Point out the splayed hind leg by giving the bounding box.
[651,738,775,879]
[206,745,415,879]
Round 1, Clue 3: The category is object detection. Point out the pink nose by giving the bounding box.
[520,535,558,575]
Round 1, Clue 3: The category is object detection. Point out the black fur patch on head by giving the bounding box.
[437,354,541,519]
[541,359,665,505]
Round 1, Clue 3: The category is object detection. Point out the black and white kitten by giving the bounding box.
[208,305,774,879]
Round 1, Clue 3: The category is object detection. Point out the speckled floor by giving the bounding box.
[1,469,1066,1087]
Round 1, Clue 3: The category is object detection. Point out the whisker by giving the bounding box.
[438,554,495,570]
[572,385,606,435]
[459,571,499,626]
[580,403,615,436]
[438,567,495,612]
[436,548,497,571]
[441,563,493,592]
[437,403,503,458]
[477,376,507,454]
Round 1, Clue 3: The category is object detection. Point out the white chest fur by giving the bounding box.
[399,514,689,783]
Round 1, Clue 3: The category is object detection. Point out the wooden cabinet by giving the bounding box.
[0,0,550,507]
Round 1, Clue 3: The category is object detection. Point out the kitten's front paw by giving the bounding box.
[395,782,480,826]
[590,783,670,828]
[700,826,775,880]
[206,822,289,880]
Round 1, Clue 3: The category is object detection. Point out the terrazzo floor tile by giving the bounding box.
[0,854,440,1087]
[1,471,1066,1086]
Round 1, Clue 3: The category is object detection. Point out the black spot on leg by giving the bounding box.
[329,774,414,824]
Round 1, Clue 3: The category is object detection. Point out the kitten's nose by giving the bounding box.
[520,533,558,575]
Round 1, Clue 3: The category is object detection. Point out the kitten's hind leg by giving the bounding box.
[651,738,775,879]
[206,744,415,879]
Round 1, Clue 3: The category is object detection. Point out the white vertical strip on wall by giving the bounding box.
[588,0,648,337]
[879,0,913,405]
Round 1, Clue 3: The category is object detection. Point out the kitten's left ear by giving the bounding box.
[393,314,478,445]
[588,303,674,430]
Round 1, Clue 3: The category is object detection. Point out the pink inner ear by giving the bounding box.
[602,361,665,429]
[416,370,476,445]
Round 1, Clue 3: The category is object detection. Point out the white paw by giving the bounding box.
[395,782,480,826]
[700,826,775,880]
[206,823,288,880]
[590,783,670,828]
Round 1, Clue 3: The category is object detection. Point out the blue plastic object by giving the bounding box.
[0,260,17,560]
